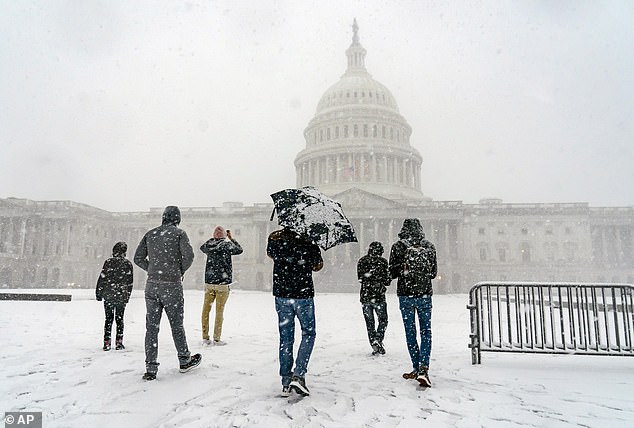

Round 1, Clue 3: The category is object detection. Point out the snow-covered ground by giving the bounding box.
[1,288,633,427]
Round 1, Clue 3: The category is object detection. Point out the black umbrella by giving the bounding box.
[270,186,358,250]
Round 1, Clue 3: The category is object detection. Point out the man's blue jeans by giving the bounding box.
[275,297,316,386]
[399,296,432,371]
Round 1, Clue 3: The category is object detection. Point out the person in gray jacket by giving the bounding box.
[134,205,201,381]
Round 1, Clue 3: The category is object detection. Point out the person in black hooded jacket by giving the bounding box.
[388,218,437,388]
[96,241,133,351]
[199,225,243,345]
[357,241,390,355]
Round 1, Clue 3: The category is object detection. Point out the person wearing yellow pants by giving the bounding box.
[201,283,230,344]
[200,226,243,345]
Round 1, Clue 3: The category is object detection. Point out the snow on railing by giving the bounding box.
[467,282,634,364]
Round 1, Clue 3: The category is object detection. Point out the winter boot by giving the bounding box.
[179,353,202,373]
[103,339,111,351]
[402,369,418,380]
[280,385,291,398]
[289,376,310,396]
[371,341,380,355]
[377,342,386,355]
[142,372,156,381]
[416,366,432,387]
[115,336,125,350]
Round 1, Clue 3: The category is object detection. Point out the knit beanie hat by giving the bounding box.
[213,226,226,239]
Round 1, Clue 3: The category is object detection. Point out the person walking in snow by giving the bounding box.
[388,218,437,387]
[96,241,134,351]
[134,205,202,381]
[356,241,391,356]
[267,227,323,397]
[199,226,243,346]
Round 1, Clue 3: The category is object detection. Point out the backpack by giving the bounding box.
[403,244,431,281]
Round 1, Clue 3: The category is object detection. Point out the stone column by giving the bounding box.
[383,155,388,183]
[20,218,26,256]
[307,161,313,186]
[336,155,341,183]
[348,153,353,182]
[371,154,377,182]
[415,164,421,190]
[392,157,397,184]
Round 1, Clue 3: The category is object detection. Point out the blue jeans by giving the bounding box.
[275,297,316,387]
[399,296,432,371]
[362,301,388,346]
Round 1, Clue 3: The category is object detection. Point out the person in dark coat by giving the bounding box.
[357,241,390,355]
[134,206,201,381]
[388,218,437,387]
[199,225,243,345]
[267,227,323,397]
[96,241,133,351]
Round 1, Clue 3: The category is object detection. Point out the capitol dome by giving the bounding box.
[294,20,425,202]
[316,74,400,114]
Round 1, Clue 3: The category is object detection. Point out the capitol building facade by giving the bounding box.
[1,23,633,292]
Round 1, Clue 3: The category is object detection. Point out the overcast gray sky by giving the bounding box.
[1,0,633,212]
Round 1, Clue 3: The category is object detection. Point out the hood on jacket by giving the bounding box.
[162,206,181,226]
[367,241,384,257]
[112,241,127,257]
[397,218,425,244]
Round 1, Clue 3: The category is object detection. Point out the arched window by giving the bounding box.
[343,125,348,138]
[335,126,339,139]
[326,128,331,140]
[372,125,377,137]
[382,126,386,138]
[353,125,358,137]
[363,124,368,137]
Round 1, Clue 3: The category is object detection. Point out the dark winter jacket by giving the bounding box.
[388,219,437,297]
[267,228,323,299]
[200,238,243,285]
[133,206,195,283]
[357,242,390,304]
[96,242,134,304]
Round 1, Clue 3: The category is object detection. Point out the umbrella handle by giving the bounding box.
[269,207,276,222]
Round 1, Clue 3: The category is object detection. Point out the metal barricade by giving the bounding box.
[467,282,634,364]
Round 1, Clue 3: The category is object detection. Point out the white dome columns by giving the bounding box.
[295,146,422,199]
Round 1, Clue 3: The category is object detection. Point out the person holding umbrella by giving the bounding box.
[267,227,323,397]
[268,186,356,397]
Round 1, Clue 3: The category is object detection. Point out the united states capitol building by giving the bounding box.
[1,22,633,293]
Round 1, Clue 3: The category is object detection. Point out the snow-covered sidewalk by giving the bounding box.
[1,289,633,427]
